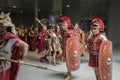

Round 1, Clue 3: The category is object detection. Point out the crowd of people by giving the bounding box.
[16,17,86,66]
[0,12,111,80]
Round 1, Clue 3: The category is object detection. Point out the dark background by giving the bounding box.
[0,0,120,46]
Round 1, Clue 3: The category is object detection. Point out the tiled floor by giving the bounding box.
[18,48,120,80]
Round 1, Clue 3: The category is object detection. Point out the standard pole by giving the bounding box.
[35,0,38,33]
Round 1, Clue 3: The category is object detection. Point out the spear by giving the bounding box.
[36,18,60,43]
[0,57,60,72]
[36,18,46,29]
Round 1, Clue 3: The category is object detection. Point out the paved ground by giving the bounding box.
[17,48,120,80]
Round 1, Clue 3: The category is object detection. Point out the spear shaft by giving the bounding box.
[0,57,60,72]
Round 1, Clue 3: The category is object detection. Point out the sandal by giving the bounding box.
[65,72,71,80]
[40,58,45,62]
[43,57,48,62]
[56,62,60,65]
[65,75,71,80]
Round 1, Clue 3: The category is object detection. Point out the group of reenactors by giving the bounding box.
[0,12,112,80]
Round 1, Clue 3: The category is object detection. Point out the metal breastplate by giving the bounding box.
[88,35,102,54]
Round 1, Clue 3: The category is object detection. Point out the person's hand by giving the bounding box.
[0,45,3,48]
[18,60,25,65]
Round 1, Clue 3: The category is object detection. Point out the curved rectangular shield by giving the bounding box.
[66,36,81,71]
[99,41,112,80]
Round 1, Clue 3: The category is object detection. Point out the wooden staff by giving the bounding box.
[0,57,60,72]
[36,18,58,43]
[36,18,46,29]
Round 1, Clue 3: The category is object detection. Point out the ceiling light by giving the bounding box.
[20,10,23,13]
[12,6,16,8]
[66,4,70,7]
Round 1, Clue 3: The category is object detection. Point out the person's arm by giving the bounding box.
[16,40,28,60]
[28,31,32,37]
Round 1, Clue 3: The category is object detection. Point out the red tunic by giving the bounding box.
[0,33,21,80]
[28,30,36,51]
[73,27,80,36]
[36,29,50,53]
[0,69,10,80]
[88,33,102,67]
[10,46,21,80]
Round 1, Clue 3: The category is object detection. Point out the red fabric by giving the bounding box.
[88,33,102,52]
[28,30,37,51]
[63,29,75,36]
[71,28,81,36]
[29,37,37,51]
[36,31,49,53]
[89,54,99,67]
[88,33,102,68]
[10,46,21,80]
[0,69,10,80]
[5,33,19,40]
[43,29,50,37]
[4,33,21,80]
[54,30,61,36]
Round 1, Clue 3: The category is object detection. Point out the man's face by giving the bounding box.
[91,26,100,35]
[62,24,68,30]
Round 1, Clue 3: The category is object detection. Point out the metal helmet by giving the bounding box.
[61,16,71,28]
[92,18,104,31]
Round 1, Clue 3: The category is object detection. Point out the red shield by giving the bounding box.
[99,41,112,80]
[66,36,81,71]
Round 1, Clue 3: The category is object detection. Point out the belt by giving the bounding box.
[90,50,99,55]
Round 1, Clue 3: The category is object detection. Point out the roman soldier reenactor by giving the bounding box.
[87,18,108,80]
[73,22,86,56]
[0,23,28,80]
[61,16,79,80]
[48,27,62,65]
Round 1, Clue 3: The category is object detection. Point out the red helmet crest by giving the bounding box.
[61,16,71,28]
[92,18,104,30]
